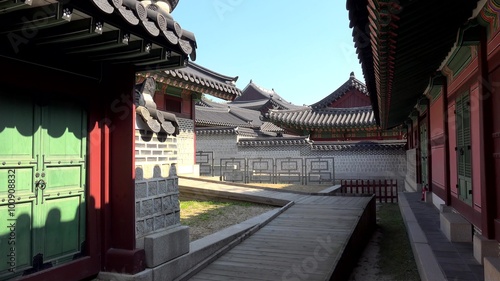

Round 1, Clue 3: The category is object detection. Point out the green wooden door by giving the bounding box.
[456,93,472,204]
[420,122,428,190]
[0,96,87,280]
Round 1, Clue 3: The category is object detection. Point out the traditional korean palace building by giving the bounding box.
[0,1,216,280]
[195,79,407,186]
[136,62,241,175]
[348,0,500,273]
[266,72,404,141]
[195,80,292,138]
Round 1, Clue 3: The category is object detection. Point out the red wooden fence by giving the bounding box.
[340,179,398,203]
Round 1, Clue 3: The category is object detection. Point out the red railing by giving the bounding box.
[340,179,398,203]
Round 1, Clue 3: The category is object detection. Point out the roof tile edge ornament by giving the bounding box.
[109,0,141,25]
[195,128,238,135]
[237,137,310,147]
[135,77,180,136]
[94,0,196,59]
[94,0,115,14]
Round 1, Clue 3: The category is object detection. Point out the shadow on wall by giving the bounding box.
[135,164,177,181]
[0,198,91,280]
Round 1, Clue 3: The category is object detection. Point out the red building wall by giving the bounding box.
[447,100,458,200]
[329,89,371,108]
[446,55,482,226]
[430,94,446,197]
[488,31,500,236]
[470,82,483,213]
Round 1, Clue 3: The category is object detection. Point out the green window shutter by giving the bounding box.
[455,92,472,204]
[456,96,464,177]
[462,93,471,178]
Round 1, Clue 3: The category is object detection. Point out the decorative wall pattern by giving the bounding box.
[176,118,195,168]
[135,129,180,239]
[197,134,407,189]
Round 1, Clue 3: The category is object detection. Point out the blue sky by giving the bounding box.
[173,1,363,106]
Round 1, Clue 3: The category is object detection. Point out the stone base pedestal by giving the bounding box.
[98,269,153,281]
[144,226,190,268]
[485,257,500,281]
[473,233,499,264]
[440,212,472,242]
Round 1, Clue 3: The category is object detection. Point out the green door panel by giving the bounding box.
[45,166,85,192]
[0,203,34,277]
[42,102,86,161]
[0,97,39,161]
[0,167,35,195]
[41,196,84,263]
[0,98,87,280]
[38,101,86,265]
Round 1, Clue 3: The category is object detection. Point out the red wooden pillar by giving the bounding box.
[416,114,421,186]
[478,26,496,239]
[192,94,197,163]
[426,103,432,193]
[102,66,145,274]
[439,77,452,205]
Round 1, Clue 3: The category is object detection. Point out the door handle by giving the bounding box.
[35,179,47,204]
[36,179,46,190]
[30,179,45,205]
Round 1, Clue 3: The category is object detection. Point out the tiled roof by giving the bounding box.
[0,1,198,80]
[195,127,258,137]
[196,106,252,128]
[311,140,406,151]
[347,0,479,128]
[267,106,376,129]
[230,82,305,111]
[238,137,311,147]
[195,98,267,128]
[311,72,368,109]
[260,122,284,133]
[141,62,241,100]
[91,0,197,59]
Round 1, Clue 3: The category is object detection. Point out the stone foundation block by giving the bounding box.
[439,204,453,213]
[440,212,472,242]
[485,257,500,281]
[144,226,190,268]
[98,269,152,281]
[474,233,500,264]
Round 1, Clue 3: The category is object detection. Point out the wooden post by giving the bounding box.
[478,25,496,239]
[440,74,452,205]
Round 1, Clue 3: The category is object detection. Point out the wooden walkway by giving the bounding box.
[178,177,375,281]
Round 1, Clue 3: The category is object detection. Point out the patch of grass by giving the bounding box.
[180,199,275,241]
[378,203,420,280]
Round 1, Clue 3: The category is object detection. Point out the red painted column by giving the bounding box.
[192,96,197,163]
[102,66,145,274]
[478,26,496,239]
[426,105,432,193]
[87,102,103,261]
[441,77,452,205]
[416,115,421,186]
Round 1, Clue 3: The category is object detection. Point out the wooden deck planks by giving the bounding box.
[189,195,370,281]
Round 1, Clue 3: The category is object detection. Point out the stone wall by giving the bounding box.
[196,134,407,189]
[176,118,197,175]
[135,129,181,244]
